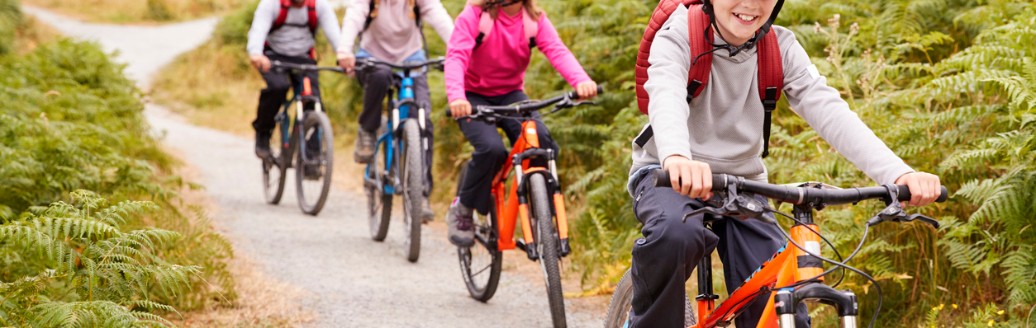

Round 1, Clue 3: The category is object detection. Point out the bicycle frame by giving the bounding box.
[275,75,324,165]
[363,72,427,196]
[690,204,857,328]
[487,119,572,260]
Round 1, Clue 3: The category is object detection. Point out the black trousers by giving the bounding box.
[253,53,320,135]
[357,64,435,195]
[456,90,558,215]
[629,173,810,328]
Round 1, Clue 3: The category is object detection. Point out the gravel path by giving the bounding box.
[24,6,606,327]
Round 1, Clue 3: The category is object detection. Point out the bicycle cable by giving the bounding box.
[768,217,882,328]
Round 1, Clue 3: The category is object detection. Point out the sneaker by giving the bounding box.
[354,129,375,164]
[446,198,474,247]
[255,131,272,159]
[420,197,435,224]
[303,163,322,180]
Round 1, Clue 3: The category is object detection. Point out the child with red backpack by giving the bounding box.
[443,0,598,247]
[246,0,342,158]
[627,0,942,326]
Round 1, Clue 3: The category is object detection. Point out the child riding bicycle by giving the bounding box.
[338,0,455,222]
[628,0,942,327]
[444,0,598,247]
[247,0,342,159]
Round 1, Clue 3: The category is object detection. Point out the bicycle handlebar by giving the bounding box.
[354,57,445,72]
[270,61,344,73]
[652,170,948,206]
[446,86,605,118]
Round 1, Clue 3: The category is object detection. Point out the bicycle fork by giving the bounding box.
[509,122,571,260]
[774,285,859,328]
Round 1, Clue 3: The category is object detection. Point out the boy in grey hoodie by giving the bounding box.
[626,0,942,326]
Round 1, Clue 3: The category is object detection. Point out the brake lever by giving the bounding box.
[865,202,940,229]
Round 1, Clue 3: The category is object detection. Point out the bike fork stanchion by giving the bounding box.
[775,284,860,328]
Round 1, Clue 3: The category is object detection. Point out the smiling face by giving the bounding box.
[709,0,777,46]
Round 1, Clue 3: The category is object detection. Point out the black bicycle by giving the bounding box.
[261,61,342,215]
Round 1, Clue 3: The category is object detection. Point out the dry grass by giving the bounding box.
[13,14,61,54]
[166,148,314,327]
[151,41,262,136]
[22,0,250,23]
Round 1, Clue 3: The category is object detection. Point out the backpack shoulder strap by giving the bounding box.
[523,9,538,49]
[756,28,782,157]
[685,3,713,103]
[634,0,699,114]
[306,0,318,34]
[475,7,493,48]
[363,0,378,31]
[272,0,292,32]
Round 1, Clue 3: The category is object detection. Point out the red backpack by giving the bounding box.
[634,0,783,157]
[269,0,319,58]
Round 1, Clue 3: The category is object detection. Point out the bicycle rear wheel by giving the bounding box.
[262,117,288,204]
[295,110,333,215]
[401,120,424,262]
[456,162,502,302]
[529,174,566,327]
[366,126,392,241]
[603,268,696,328]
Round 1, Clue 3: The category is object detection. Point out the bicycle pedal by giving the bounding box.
[560,238,571,257]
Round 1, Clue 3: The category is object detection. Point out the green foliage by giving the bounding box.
[2,31,235,322]
[0,0,20,55]
[0,191,196,327]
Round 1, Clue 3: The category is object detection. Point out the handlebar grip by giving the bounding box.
[652,169,725,191]
[895,185,949,203]
[567,86,605,99]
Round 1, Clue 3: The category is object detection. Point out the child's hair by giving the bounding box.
[469,0,541,20]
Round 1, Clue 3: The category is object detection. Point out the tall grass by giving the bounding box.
[2,2,236,323]
[22,0,252,23]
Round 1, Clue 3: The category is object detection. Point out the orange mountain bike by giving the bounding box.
[449,87,602,328]
[605,170,947,328]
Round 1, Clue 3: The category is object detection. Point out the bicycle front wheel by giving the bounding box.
[262,118,288,204]
[401,119,424,262]
[456,161,502,302]
[295,111,333,215]
[603,268,696,328]
[529,173,566,328]
[366,125,392,241]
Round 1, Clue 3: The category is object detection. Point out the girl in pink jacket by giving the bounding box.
[443,0,598,247]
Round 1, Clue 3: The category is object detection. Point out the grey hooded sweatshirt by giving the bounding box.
[630,4,913,191]
[247,0,342,58]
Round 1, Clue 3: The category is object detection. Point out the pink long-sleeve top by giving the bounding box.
[445,5,591,103]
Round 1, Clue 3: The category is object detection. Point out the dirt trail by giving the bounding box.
[24,5,607,327]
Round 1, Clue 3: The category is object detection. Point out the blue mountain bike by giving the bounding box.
[356,57,444,263]
[261,61,342,215]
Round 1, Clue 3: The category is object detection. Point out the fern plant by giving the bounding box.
[0,190,198,327]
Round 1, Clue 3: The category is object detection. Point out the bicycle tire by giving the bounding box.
[603,268,696,328]
[401,120,424,262]
[367,126,392,241]
[295,111,333,215]
[456,161,502,302]
[530,174,566,328]
[262,118,288,204]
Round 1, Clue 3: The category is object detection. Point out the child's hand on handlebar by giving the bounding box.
[575,80,598,100]
[662,155,713,200]
[250,54,271,73]
[894,172,942,207]
[337,54,356,76]
[449,99,472,118]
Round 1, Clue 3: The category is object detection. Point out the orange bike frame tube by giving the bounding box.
[302,77,313,96]
[688,222,827,327]
[492,121,542,250]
